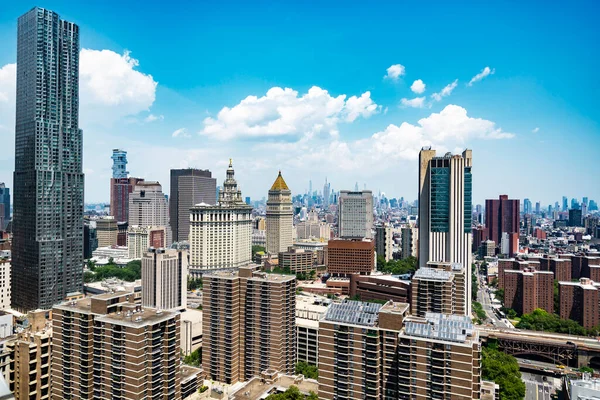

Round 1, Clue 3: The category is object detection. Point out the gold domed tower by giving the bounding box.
[266,171,293,255]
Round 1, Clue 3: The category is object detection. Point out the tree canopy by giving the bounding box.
[85,259,141,282]
[516,308,600,336]
[295,361,318,379]
[482,347,526,400]
[377,256,417,276]
[265,386,318,400]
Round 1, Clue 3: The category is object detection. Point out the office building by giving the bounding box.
[142,248,188,311]
[327,239,375,276]
[0,184,8,229]
[12,7,84,312]
[169,168,216,242]
[189,161,252,273]
[400,226,418,259]
[318,300,409,400]
[472,226,489,253]
[500,232,519,256]
[504,268,553,315]
[95,216,118,248]
[83,222,98,260]
[559,278,600,330]
[397,313,482,399]
[349,274,410,304]
[266,171,293,255]
[52,292,181,399]
[569,209,583,227]
[418,148,473,314]
[479,240,495,258]
[110,176,144,224]
[5,329,51,399]
[279,248,315,274]
[0,260,10,311]
[485,195,519,247]
[127,225,166,259]
[202,266,296,384]
[323,178,330,209]
[295,209,331,240]
[523,198,532,215]
[338,190,373,239]
[129,181,172,245]
[375,224,393,262]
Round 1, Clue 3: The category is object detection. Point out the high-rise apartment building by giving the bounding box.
[127,225,166,259]
[318,300,409,400]
[142,248,188,311]
[0,260,11,311]
[485,195,519,247]
[110,176,144,224]
[189,161,252,273]
[52,292,181,399]
[129,181,172,245]
[295,209,331,240]
[400,226,418,259]
[504,268,553,315]
[327,239,375,276]
[418,148,473,314]
[169,169,216,242]
[12,7,84,312]
[375,224,393,262]
[266,171,293,255]
[95,216,118,248]
[83,221,98,260]
[411,262,466,316]
[559,278,600,330]
[5,330,52,399]
[0,184,9,229]
[338,190,373,239]
[397,313,482,399]
[202,266,296,384]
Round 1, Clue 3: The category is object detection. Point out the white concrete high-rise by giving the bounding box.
[0,260,11,310]
[338,190,373,239]
[127,225,166,259]
[418,148,473,315]
[266,171,293,255]
[129,181,172,246]
[142,248,188,311]
[189,160,252,274]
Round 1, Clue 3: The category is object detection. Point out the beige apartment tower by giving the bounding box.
[96,216,118,248]
[142,247,188,311]
[52,292,181,400]
[129,181,173,246]
[202,266,296,384]
[266,171,293,255]
[6,329,51,400]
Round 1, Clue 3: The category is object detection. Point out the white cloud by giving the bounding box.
[145,114,164,122]
[468,66,495,86]
[431,79,458,102]
[0,63,16,132]
[80,49,158,124]
[532,127,539,133]
[410,79,426,94]
[200,86,378,140]
[172,128,190,138]
[400,97,426,108]
[384,64,405,81]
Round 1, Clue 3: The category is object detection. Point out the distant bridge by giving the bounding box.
[477,327,600,368]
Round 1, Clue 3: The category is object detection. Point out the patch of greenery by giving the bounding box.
[579,366,594,374]
[473,302,487,321]
[84,260,141,282]
[516,308,600,336]
[188,277,203,291]
[295,361,318,379]
[482,347,526,400]
[376,256,417,276]
[183,348,201,367]
[198,385,208,393]
[252,245,266,257]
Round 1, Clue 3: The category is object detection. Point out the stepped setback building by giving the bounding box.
[189,160,252,274]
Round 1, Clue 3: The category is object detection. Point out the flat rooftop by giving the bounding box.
[413,267,451,281]
[231,375,318,400]
[403,312,476,344]
[323,300,382,327]
[96,307,177,328]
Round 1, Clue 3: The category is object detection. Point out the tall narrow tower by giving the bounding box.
[266,171,293,255]
[12,7,84,311]
[418,148,473,315]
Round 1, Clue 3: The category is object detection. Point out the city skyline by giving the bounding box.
[0,2,599,205]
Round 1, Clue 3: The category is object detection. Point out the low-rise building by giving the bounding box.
[279,248,316,274]
[349,274,410,304]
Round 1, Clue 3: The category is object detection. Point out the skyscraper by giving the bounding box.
[485,195,519,247]
[523,198,532,215]
[109,149,144,223]
[323,178,330,208]
[142,247,188,311]
[418,148,472,314]
[562,196,568,212]
[338,190,373,239]
[128,181,172,245]
[266,171,293,255]
[12,7,84,311]
[111,149,128,179]
[0,183,9,229]
[169,168,216,242]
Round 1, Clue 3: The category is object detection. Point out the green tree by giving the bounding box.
[482,347,526,400]
[107,257,114,265]
[126,260,141,277]
[265,385,304,400]
[83,271,96,283]
[188,277,203,291]
[86,259,96,271]
[495,288,505,303]
[295,361,318,379]
[252,245,266,257]
[183,348,201,367]
[516,308,589,335]
[307,392,319,400]
[579,366,594,374]
[506,309,517,319]
[472,269,479,301]
[472,302,487,321]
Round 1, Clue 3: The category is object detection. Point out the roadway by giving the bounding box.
[475,263,512,329]
[522,372,553,400]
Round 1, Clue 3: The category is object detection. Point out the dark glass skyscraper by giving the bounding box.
[12,7,84,311]
[0,183,9,229]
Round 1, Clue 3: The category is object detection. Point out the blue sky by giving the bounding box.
[0,1,598,205]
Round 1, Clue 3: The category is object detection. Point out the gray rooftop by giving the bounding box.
[323,300,383,327]
[413,267,452,281]
[403,313,475,343]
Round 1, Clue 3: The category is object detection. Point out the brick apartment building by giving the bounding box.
[559,278,600,329]
[504,269,554,315]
